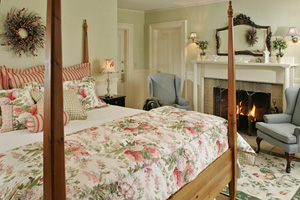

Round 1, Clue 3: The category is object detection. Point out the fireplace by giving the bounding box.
[214,87,272,135]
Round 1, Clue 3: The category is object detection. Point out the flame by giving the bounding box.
[239,101,245,115]
[249,104,256,118]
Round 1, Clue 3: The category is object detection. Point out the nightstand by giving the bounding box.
[99,95,126,107]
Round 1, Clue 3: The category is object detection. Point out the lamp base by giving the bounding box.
[105,93,114,98]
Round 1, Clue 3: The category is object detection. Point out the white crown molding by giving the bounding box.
[145,0,227,13]
[118,8,145,14]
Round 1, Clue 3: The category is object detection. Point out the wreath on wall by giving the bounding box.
[0,8,46,57]
[245,28,258,47]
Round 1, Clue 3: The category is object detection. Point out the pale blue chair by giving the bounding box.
[256,85,300,173]
[147,73,190,110]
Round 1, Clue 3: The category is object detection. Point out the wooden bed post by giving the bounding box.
[227,1,237,199]
[44,0,66,199]
[83,19,89,63]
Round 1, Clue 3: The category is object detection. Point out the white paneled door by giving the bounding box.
[117,23,134,108]
[149,20,187,95]
[117,29,126,96]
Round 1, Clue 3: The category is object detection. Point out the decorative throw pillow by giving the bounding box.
[37,100,44,114]
[30,90,88,120]
[63,77,107,110]
[30,90,44,103]
[1,104,37,133]
[19,82,43,91]
[63,90,87,120]
[27,112,70,133]
[0,89,35,116]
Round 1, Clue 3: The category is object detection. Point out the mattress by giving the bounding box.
[0,106,255,199]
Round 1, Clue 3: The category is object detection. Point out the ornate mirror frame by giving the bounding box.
[216,14,272,56]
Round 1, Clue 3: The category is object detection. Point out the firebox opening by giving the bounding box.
[214,87,272,136]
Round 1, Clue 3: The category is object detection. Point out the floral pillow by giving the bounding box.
[63,77,107,110]
[19,81,44,91]
[0,89,35,115]
[1,104,37,133]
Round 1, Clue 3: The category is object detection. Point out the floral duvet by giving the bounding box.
[0,106,254,200]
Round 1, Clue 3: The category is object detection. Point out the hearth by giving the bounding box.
[214,87,272,135]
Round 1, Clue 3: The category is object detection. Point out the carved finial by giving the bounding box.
[83,19,88,28]
[228,1,233,17]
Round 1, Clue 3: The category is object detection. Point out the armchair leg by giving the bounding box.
[256,137,263,153]
[285,153,295,173]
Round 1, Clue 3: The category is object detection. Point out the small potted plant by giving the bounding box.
[273,38,287,64]
[196,41,208,61]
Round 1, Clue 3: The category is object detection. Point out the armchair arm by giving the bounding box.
[294,127,300,136]
[177,97,189,106]
[263,113,292,124]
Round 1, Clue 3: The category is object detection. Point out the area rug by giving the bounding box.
[222,150,300,200]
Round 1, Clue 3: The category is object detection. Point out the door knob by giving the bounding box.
[121,70,125,83]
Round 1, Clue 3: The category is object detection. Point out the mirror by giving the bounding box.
[216,14,272,56]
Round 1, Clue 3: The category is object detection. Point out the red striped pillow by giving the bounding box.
[8,71,44,89]
[1,65,44,89]
[27,111,70,133]
[0,66,4,90]
[62,63,91,81]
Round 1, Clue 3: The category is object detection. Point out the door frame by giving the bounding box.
[117,23,134,107]
[149,20,187,96]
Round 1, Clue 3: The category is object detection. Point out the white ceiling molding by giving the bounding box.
[117,0,227,12]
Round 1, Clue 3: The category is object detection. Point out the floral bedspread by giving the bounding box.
[0,106,254,200]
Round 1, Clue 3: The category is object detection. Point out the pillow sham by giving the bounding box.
[1,104,37,133]
[63,77,107,110]
[0,65,44,89]
[62,62,91,81]
[8,71,44,89]
[27,112,70,133]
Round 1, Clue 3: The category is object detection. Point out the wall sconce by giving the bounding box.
[188,32,198,43]
[287,27,298,43]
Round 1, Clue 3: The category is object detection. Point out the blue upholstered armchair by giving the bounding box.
[256,85,300,173]
[147,73,190,110]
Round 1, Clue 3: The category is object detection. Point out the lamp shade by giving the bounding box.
[287,27,298,36]
[102,58,117,73]
[188,32,198,40]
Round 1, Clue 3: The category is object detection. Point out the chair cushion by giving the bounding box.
[151,74,176,104]
[292,90,300,126]
[256,122,297,144]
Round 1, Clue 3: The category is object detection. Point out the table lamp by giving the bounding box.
[102,58,117,98]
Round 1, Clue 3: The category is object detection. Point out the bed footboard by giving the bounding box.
[170,149,233,200]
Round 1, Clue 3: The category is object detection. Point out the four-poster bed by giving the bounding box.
[44,0,237,199]
[0,0,241,200]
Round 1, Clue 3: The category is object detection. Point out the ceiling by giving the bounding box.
[118,0,227,12]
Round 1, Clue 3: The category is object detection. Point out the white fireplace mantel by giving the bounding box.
[192,60,299,112]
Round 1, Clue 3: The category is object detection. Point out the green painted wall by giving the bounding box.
[117,9,145,70]
[0,0,117,80]
[144,0,300,78]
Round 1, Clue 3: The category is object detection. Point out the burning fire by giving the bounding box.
[249,104,256,117]
[236,101,257,121]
